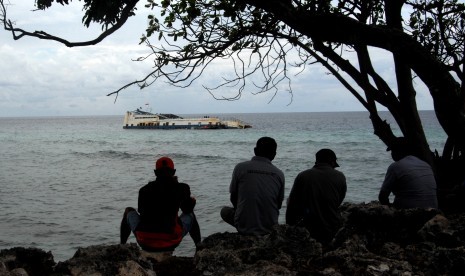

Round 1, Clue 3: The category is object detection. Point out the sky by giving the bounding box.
[0,1,436,117]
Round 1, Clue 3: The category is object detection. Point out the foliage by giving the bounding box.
[409,0,465,73]
[36,0,136,29]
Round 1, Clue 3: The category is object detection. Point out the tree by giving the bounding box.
[2,0,465,210]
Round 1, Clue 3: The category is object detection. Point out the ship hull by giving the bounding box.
[123,124,238,130]
[123,110,251,130]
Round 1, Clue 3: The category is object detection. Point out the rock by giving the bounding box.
[150,256,199,276]
[53,244,155,276]
[0,247,55,276]
[140,251,173,263]
[194,225,321,275]
[2,202,465,275]
[417,214,454,246]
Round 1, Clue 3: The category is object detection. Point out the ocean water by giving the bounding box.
[0,111,446,261]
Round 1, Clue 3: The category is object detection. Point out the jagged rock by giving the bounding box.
[150,256,199,276]
[0,247,55,276]
[336,202,443,247]
[321,235,414,275]
[53,244,155,276]
[417,214,454,246]
[331,202,465,275]
[2,202,465,275]
[194,225,321,275]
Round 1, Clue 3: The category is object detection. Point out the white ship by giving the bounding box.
[123,109,252,129]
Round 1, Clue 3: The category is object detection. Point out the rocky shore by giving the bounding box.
[2,202,465,275]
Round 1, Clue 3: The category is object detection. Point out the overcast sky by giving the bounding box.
[0,1,435,117]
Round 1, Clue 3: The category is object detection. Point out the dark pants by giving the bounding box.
[120,207,201,247]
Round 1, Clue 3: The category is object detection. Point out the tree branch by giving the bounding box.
[1,0,139,47]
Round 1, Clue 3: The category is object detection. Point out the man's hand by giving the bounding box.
[378,189,391,206]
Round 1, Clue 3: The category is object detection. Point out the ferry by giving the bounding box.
[123,109,252,129]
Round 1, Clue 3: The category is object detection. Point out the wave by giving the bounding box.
[75,139,112,146]
[71,150,151,160]
[70,150,232,162]
[152,152,231,161]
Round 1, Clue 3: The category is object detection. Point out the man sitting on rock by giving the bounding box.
[221,137,285,235]
[120,156,201,252]
[378,137,438,209]
[286,148,347,245]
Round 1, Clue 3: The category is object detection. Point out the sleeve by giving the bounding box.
[179,183,195,213]
[381,164,396,194]
[229,165,240,208]
[277,172,285,209]
[379,164,396,205]
[339,174,347,205]
[286,174,304,225]
[137,185,147,215]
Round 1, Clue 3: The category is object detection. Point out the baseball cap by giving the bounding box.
[315,149,339,167]
[155,157,175,170]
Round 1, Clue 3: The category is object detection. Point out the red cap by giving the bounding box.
[155,157,175,170]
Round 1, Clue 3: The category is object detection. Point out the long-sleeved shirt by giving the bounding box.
[286,163,346,243]
[230,156,285,235]
[380,155,437,209]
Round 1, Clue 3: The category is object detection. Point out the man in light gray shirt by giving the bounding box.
[379,137,438,209]
[221,137,285,235]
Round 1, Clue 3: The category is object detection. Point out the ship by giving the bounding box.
[123,109,252,129]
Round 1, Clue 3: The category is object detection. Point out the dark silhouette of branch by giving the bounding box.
[1,0,139,47]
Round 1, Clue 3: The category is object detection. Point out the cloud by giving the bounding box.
[0,2,435,117]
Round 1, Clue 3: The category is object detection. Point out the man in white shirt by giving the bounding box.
[220,137,285,235]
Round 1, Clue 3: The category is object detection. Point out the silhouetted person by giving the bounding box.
[379,137,438,209]
[221,137,285,235]
[286,149,346,245]
[120,157,201,252]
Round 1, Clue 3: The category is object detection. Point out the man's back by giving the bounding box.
[231,156,285,235]
[120,156,201,252]
[286,163,346,243]
[138,177,191,233]
[381,155,438,209]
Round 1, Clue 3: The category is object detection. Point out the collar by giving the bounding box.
[252,156,272,164]
[313,163,334,169]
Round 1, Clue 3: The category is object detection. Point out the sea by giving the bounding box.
[0,111,446,262]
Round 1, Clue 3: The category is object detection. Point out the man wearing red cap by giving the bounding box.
[120,157,201,252]
[286,148,346,245]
